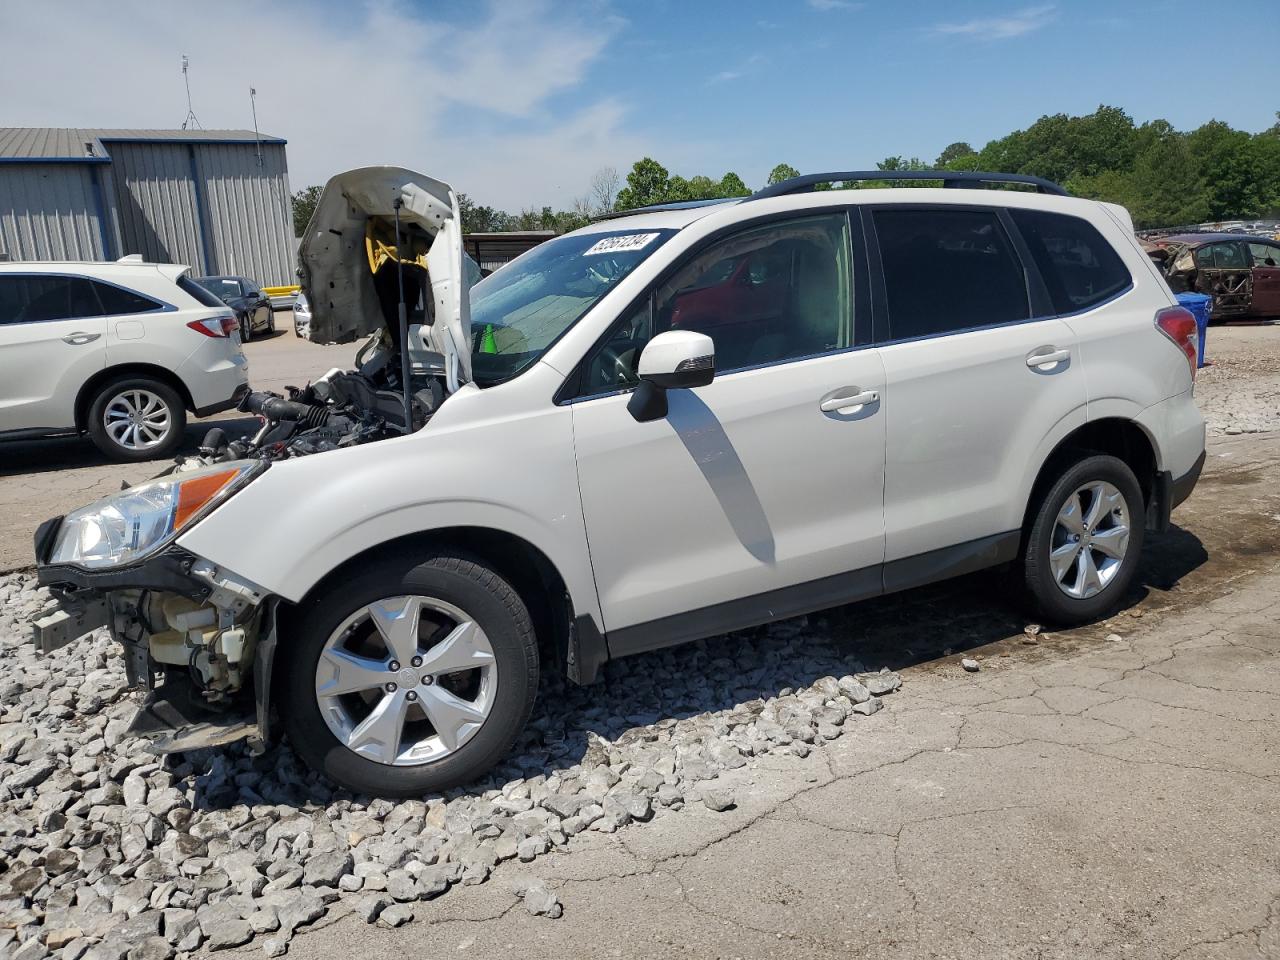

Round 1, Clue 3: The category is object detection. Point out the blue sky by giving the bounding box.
[4,1,1278,209]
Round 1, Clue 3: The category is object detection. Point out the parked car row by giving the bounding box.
[0,259,306,461]
[0,259,250,460]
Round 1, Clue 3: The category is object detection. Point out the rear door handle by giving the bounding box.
[820,387,879,413]
[62,332,101,345]
[1026,347,1070,368]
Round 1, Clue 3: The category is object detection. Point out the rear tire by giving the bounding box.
[1021,453,1145,625]
[267,310,276,335]
[239,313,252,343]
[282,552,539,798]
[86,376,186,462]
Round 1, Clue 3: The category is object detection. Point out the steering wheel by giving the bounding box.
[593,341,635,387]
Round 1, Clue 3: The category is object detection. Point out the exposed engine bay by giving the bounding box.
[185,340,446,465]
[179,166,479,467]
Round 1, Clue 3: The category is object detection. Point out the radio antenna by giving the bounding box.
[249,86,263,165]
[180,56,202,130]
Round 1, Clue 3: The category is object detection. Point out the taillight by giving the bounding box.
[187,315,238,338]
[1155,306,1197,381]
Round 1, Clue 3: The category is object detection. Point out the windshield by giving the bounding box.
[469,228,675,386]
[197,277,244,300]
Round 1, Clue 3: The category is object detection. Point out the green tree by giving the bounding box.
[935,142,975,166]
[615,157,671,210]
[767,163,801,185]
[291,185,322,238]
[718,172,750,197]
[1188,120,1268,219]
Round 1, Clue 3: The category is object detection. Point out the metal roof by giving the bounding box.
[0,127,287,162]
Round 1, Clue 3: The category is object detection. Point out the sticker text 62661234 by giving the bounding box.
[583,233,660,256]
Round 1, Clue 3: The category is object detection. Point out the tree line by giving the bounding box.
[289,105,1280,237]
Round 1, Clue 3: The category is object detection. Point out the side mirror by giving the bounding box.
[627,330,715,423]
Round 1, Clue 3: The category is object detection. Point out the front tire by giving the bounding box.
[239,313,252,342]
[1021,453,1145,625]
[86,376,186,462]
[283,553,539,798]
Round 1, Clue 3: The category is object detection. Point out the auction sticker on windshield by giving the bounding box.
[583,233,661,256]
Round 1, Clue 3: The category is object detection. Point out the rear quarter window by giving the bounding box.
[92,280,163,315]
[1010,209,1132,314]
[178,275,229,308]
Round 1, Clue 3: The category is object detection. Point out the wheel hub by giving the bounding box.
[314,595,498,766]
[1049,480,1130,601]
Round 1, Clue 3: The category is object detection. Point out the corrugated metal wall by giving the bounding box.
[0,164,111,261]
[0,139,294,284]
[107,141,207,273]
[195,143,294,285]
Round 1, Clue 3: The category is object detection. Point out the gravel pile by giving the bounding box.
[0,572,902,959]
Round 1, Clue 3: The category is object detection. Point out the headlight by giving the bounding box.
[49,461,263,569]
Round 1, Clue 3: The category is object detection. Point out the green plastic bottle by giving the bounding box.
[480,324,497,354]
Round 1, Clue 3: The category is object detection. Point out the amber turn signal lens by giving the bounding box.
[173,468,241,531]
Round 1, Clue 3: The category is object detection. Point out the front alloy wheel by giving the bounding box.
[315,596,498,766]
[284,553,538,797]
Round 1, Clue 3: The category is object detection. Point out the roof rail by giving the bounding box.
[749,170,1069,200]
[593,197,740,221]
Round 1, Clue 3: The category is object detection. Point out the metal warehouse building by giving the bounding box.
[0,128,295,285]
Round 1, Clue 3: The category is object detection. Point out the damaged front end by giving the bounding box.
[28,166,480,755]
[32,461,281,754]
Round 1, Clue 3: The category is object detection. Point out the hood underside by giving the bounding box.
[298,166,474,387]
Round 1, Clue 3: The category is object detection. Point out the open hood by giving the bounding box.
[298,166,473,389]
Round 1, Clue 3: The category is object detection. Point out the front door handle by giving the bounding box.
[820,387,879,413]
[1026,347,1070,368]
[62,332,101,345]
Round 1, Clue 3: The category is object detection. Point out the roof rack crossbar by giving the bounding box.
[593,197,740,221]
[749,170,1069,200]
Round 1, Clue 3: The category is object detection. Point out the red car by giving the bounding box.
[1144,233,1280,321]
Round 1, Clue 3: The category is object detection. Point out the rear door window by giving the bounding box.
[1248,242,1280,267]
[0,274,100,324]
[92,281,163,316]
[874,208,1029,340]
[1009,209,1131,314]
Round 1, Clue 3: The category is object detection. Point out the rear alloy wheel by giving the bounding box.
[239,313,252,342]
[86,377,186,462]
[284,553,538,797]
[1021,454,1145,624]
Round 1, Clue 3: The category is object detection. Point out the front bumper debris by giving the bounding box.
[31,538,280,755]
[31,596,111,654]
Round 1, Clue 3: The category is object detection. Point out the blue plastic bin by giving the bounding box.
[1174,292,1211,368]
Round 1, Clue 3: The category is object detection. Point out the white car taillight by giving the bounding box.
[1154,306,1198,381]
[187,315,239,338]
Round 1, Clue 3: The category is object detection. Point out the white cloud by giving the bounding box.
[707,54,766,85]
[0,0,643,209]
[806,0,862,10]
[931,4,1056,40]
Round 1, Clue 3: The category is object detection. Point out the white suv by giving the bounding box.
[0,259,249,461]
[32,169,1205,798]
